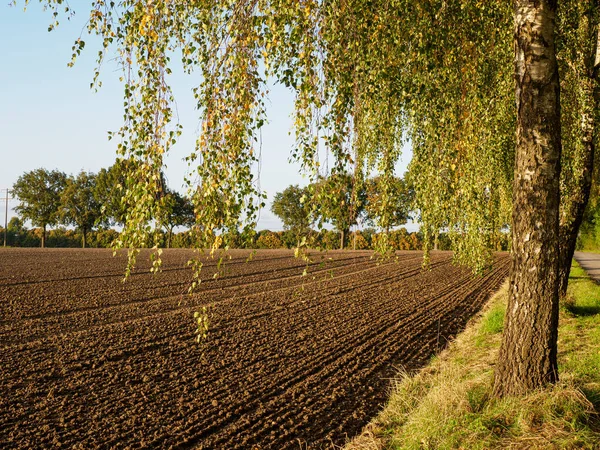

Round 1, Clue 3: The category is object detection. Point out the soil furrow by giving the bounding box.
[0,249,509,449]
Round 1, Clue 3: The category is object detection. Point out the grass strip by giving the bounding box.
[347,261,600,450]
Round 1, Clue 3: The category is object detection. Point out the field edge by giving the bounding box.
[345,265,600,450]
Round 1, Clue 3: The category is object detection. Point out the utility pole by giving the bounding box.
[3,189,9,247]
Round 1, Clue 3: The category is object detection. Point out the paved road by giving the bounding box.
[574,252,600,282]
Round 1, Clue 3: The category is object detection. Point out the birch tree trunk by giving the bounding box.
[493,0,562,397]
[558,2,599,297]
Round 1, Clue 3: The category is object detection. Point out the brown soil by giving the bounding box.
[0,248,509,449]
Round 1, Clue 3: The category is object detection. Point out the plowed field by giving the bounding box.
[0,249,509,449]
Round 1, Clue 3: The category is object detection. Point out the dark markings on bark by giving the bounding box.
[493,0,562,397]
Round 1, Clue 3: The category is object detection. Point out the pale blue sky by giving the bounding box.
[1,4,412,231]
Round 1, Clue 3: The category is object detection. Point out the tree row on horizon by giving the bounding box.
[9,163,194,249]
[7,166,417,250]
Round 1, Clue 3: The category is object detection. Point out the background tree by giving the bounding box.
[6,217,27,247]
[316,174,365,250]
[95,159,138,226]
[12,168,67,248]
[158,188,195,248]
[255,230,283,249]
[270,185,312,245]
[349,231,370,250]
[60,171,103,248]
[364,175,413,233]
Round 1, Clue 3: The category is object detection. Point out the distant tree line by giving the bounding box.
[6,163,194,248]
[252,228,424,251]
[0,214,431,251]
[270,174,414,250]
[1,217,119,248]
[4,166,515,252]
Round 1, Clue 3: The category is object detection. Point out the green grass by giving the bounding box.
[475,301,505,348]
[558,262,600,411]
[347,263,600,450]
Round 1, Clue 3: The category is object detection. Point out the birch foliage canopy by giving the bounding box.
[30,0,520,272]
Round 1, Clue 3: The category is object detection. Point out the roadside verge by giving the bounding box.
[346,262,600,449]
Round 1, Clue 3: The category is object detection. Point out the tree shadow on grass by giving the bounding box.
[566,304,600,316]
